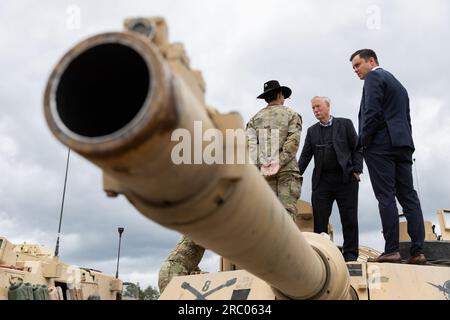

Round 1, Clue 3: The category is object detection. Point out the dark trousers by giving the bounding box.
[312,172,359,260]
[364,143,425,256]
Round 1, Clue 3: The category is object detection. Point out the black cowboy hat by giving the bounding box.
[257,80,292,99]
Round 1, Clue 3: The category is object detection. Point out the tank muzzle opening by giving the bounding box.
[55,43,150,138]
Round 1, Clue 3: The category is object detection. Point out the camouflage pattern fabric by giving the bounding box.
[247,104,303,220]
[246,104,302,173]
[158,235,205,293]
[265,171,302,220]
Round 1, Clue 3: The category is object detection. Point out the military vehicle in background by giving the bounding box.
[0,236,122,300]
[43,17,450,300]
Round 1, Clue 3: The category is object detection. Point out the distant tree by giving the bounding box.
[122,282,159,300]
[122,282,140,299]
[140,285,160,300]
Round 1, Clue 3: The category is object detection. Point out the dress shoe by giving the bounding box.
[344,255,358,262]
[367,252,402,263]
[407,254,427,265]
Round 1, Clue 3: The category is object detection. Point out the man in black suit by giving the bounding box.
[299,96,362,261]
[350,49,426,264]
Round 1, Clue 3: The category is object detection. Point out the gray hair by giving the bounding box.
[311,96,331,107]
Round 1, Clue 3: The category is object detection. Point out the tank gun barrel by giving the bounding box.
[43,17,350,300]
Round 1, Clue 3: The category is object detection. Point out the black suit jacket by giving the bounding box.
[358,68,414,149]
[298,117,363,190]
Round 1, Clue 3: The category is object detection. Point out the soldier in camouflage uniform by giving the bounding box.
[246,80,303,221]
[158,235,205,293]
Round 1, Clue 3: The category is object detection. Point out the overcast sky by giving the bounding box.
[1,0,449,291]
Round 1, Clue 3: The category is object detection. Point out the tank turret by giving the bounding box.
[43,17,450,300]
[0,236,122,300]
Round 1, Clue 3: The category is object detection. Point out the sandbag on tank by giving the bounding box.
[33,284,49,300]
[8,282,34,300]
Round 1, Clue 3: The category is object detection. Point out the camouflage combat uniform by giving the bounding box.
[246,104,303,220]
[158,235,205,293]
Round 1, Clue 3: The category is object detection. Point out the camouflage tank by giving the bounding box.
[43,17,450,300]
[0,236,122,300]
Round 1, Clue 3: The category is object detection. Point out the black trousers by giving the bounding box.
[312,172,359,261]
[364,143,425,256]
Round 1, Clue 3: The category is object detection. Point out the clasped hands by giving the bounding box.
[260,161,280,177]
